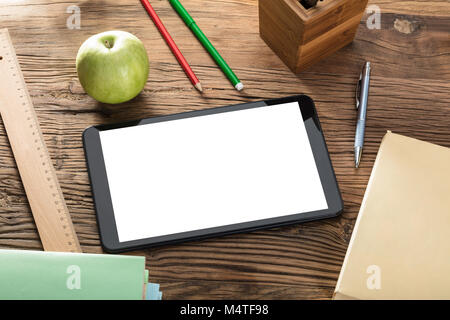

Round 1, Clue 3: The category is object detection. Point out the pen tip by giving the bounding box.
[355,147,362,169]
[194,82,203,93]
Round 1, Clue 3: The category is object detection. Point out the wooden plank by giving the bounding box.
[0,0,449,299]
[1,0,449,17]
[369,0,450,16]
[159,281,333,300]
[0,1,447,80]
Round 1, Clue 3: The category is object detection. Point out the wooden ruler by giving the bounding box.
[0,28,81,253]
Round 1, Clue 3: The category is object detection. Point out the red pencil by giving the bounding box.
[140,0,203,92]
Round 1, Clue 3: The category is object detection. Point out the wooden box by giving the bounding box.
[259,0,368,73]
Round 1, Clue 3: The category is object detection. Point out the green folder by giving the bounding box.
[0,249,147,300]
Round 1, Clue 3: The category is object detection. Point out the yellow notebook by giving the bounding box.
[334,131,450,299]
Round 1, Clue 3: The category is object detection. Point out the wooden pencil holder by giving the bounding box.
[259,0,368,73]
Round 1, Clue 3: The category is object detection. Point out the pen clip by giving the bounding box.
[355,72,362,110]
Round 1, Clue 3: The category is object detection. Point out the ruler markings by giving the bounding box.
[0,29,81,252]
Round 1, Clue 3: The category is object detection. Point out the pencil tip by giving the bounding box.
[194,82,203,93]
[235,82,244,91]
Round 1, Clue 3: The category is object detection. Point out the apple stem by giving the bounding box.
[104,40,112,49]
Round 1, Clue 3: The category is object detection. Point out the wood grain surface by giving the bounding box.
[0,0,449,299]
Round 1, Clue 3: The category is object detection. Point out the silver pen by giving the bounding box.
[354,62,371,168]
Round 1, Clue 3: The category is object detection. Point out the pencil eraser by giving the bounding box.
[235,82,244,91]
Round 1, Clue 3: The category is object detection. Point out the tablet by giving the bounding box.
[83,95,342,252]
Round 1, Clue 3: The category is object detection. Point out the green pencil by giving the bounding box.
[169,0,244,91]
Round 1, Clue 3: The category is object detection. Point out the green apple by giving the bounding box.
[76,30,149,104]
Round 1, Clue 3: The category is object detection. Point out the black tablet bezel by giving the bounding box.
[83,95,343,253]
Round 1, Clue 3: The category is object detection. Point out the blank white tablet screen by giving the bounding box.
[100,102,328,242]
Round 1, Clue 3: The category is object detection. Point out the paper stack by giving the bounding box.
[334,132,450,299]
[0,249,162,300]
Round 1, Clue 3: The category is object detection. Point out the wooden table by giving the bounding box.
[0,0,448,299]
